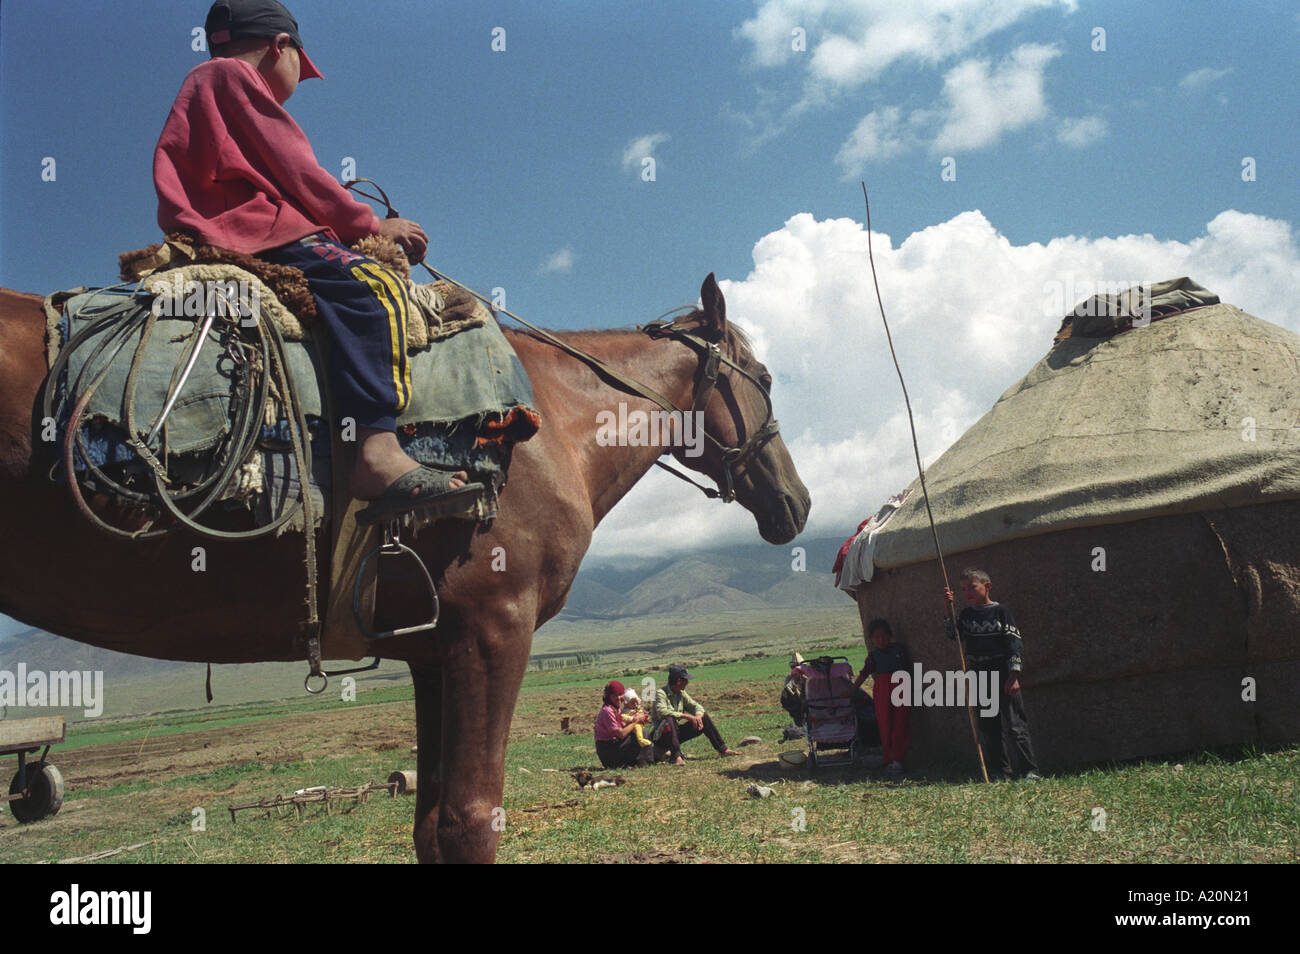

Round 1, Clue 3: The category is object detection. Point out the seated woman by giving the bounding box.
[593,680,655,769]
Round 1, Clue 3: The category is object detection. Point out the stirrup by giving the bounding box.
[353,518,439,640]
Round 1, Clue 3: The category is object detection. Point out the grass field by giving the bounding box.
[3,631,1297,864]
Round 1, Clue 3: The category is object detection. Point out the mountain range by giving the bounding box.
[556,536,846,618]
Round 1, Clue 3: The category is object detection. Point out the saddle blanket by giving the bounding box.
[48,287,539,526]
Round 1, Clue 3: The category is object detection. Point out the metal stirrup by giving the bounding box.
[353,518,440,641]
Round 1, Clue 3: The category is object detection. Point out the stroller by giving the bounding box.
[797,656,861,772]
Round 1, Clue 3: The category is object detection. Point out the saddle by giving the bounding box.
[119,233,492,349]
[44,238,541,680]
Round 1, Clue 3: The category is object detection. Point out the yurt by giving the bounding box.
[837,278,1300,769]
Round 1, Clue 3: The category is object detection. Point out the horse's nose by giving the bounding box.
[758,490,809,543]
[789,485,811,532]
[783,479,811,531]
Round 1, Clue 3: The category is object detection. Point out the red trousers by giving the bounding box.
[874,671,912,765]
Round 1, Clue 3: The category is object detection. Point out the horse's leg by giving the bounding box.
[436,608,533,864]
[410,661,443,864]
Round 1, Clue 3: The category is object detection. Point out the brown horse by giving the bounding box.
[0,273,809,862]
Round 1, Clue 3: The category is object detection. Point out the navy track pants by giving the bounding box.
[260,232,411,432]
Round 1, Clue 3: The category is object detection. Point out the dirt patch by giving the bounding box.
[48,702,416,792]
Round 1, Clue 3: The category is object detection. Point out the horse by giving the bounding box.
[0,273,810,862]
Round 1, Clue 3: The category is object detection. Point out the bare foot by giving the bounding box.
[349,427,466,500]
[720,749,740,757]
[673,756,686,767]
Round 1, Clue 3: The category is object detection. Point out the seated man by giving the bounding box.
[650,665,740,766]
[780,651,807,726]
[154,0,479,522]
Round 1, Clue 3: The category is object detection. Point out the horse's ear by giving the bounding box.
[700,273,726,340]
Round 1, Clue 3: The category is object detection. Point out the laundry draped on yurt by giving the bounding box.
[838,278,1300,768]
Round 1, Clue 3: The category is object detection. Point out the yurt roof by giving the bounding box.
[866,277,1300,572]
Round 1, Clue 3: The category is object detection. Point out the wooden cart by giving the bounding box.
[1,716,66,823]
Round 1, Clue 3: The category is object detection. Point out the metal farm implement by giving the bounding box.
[1,716,67,823]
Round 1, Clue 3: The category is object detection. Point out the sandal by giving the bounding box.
[355,465,485,526]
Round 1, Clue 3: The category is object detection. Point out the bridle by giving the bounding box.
[637,316,781,503]
[343,177,781,504]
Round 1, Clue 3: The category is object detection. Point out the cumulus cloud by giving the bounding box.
[585,209,1300,560]
[621,133,670,171]
[733,1,1077,148]
[737,0,1075,89]
[833,44,1065,168]
[1178,67,1232,90]
[1057,115,1108,147]
[539,246,576,275]
[931,44,1060,152]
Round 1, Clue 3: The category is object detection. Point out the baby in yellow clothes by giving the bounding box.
[621,689,653,747]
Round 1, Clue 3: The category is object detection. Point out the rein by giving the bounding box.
[342,179,781,504]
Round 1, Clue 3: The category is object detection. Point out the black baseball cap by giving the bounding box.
[205,0,324,80]
[668,665,691,683]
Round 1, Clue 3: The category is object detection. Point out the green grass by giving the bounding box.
[492,690,1300,864]
[4,633,1297,864]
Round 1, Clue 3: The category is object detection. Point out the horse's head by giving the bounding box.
[658,274,811,544]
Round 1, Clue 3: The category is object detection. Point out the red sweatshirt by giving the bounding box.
[154,57,381,254]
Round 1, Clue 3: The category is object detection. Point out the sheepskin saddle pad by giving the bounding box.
[44,282,541,528]
[119,232,489,350]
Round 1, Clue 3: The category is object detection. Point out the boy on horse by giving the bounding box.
[154,0,479,522]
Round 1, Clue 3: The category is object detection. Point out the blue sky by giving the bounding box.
[2,0,1298,574]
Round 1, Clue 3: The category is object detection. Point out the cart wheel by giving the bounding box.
[8,761,64,823]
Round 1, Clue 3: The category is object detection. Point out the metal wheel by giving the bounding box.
[8,761,64,823]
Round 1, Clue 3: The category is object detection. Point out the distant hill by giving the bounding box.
[0,616,36,643]
[558,536,846,619]
[0,628,191,678]
[0,627,415,720]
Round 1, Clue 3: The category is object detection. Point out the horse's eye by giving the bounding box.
[761,374,773,393]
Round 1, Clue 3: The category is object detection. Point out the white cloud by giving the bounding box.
[931,43,1060,152]
[586,209,1300,560]
[835,107,911,175]
[738,0,1075,91]
[739,4,1082,161]
[1057,114,1108,147]
[539,246,576,275]
[621,133,670,170]
[833,44,1064,166]
[1178,67,1232,90]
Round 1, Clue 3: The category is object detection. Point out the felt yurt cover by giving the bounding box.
[852,278,1300,578]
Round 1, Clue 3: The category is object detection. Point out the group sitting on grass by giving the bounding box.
[593,664,739,769]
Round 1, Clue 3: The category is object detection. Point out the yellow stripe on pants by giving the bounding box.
[368,264,416,412]
[349,262,412,414]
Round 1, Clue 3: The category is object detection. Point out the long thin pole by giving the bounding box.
[861,183,989,784]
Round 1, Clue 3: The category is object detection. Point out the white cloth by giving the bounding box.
[835,489,911,592]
